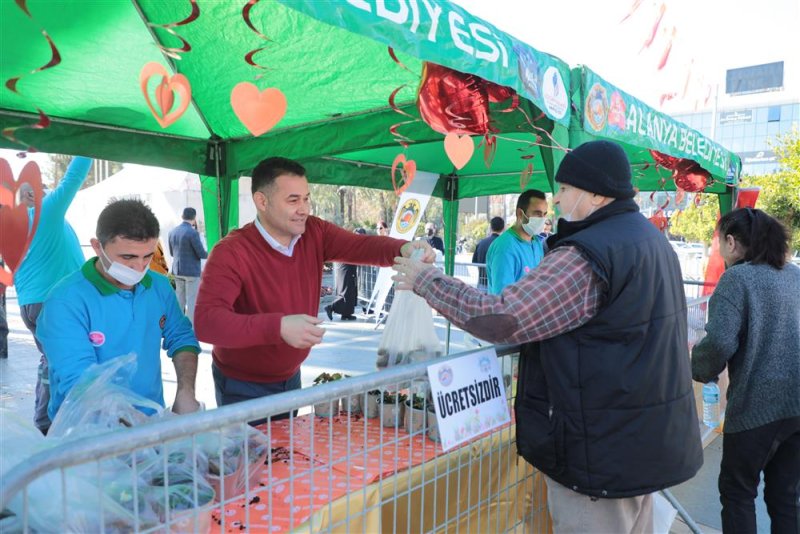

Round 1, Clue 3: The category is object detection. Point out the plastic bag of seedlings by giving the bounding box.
[376,280,442,368]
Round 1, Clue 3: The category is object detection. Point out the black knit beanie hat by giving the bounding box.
[555,140,635,199]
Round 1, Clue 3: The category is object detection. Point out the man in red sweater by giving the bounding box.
[194,157,434,419]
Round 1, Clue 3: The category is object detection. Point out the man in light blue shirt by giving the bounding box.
[15,156,92,433]
[37,199,201,421]
[486,189,549,295]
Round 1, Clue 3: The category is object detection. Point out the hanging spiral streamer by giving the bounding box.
[146,0,199,60]
[2,0,62,153]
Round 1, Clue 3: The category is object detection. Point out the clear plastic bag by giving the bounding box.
[48,353,164,440]
[376,282,442,368]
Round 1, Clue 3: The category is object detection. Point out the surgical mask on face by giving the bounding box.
[100,247,148,287]
[560,192,587,223]
[520,212,547,237]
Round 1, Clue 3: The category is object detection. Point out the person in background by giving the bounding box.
[149,240,169,275]
[472,216,504,291]
[539,218,553,240]
[691,208,800,534]
[37,198,201,421]
[485,189,548,295]
[376,220,389,236]
[392,140,702,533]
[168,207,207,323]
[423,222,444,254]
[14,156,92,434]
[194,157,434,422]
[325,228,366,321]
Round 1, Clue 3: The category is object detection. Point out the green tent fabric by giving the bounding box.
[1,0,739,251]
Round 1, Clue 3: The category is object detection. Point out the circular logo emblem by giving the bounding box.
[88,331,105,347]
[395,198,421,235]
[159,314,166,329]
[478,355,492,373]
[514,44,541,102]
[542,66,568,120]
[585,83,608,131]
[438,365,453,387]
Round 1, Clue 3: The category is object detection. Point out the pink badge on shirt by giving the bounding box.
[524,266,531,273]
[88,331,105,347]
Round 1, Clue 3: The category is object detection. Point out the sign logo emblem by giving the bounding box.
[438,365,454,387]
[395,198,421,234]
[88,331,105,347]
[542,67,568,120]
[585,83,608,132]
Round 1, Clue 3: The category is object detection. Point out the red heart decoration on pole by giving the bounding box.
[139,62,192,129]
[444,133,474,170]
[0,158,43,286]
[391,154,417,196]
[231,82,288,137]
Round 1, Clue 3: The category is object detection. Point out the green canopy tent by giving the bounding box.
[1,1,739,262]
[569,66,741,213]
[0,0,572,263]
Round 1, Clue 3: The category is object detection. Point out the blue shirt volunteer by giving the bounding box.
[37,259,200,419]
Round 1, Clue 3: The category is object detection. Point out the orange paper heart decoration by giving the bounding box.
[0,158,43,286]
[391,154,417,196]
[519,163,533,190]
[444,133,474,170]
[231,82,288,137]
[139,62,192,129]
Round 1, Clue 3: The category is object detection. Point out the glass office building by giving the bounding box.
[670,61,799,176]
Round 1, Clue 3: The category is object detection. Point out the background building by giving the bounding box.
[671,61,799,176]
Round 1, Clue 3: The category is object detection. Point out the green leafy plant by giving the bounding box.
[313,372,347,385]
[378,391,407,404]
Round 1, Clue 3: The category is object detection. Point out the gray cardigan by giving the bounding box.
[692,261,800,433]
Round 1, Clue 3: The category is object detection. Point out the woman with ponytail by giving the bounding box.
[692,207,800,533]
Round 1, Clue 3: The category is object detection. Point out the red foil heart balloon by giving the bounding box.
[649,149,681,170]
[417,63,492,136]
[672,160,710,192]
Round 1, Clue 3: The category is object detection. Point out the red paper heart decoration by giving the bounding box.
[444,133,474,170]
[391,154,417,196]
[231,82,288,137]
[139,62,192,128]
[0,158,43,286]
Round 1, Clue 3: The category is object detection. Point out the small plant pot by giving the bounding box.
[426,408,440,442]
[404,402,427,435]
[380,402,404,427]
[341,394,361,414]
[314,398,340,417]
[365,391,381,419]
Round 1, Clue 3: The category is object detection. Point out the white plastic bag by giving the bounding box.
[376,285,442,368]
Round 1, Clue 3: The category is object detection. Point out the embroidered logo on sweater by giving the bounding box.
[159,315,166,329]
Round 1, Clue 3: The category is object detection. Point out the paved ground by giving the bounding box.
[2,276,771,533]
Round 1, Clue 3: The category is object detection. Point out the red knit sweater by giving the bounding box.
[194,217,404,383]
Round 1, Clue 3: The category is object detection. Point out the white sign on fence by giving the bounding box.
[427,348,510,451]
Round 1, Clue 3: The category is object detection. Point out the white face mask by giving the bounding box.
[520,212,547,237]
[560,191,587,223]
[100,247,148,287]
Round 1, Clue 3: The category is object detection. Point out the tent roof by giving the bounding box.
[1,0,738,202]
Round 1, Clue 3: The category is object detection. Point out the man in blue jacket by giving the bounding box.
[15,156,92,433]
[168,207,207,323]
[37,199,201,420]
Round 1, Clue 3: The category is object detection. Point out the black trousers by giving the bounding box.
[719,416,800,534]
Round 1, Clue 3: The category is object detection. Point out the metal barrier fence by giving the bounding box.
[1,299,713,534]
[1,346,552,533]
[356,262,484,317]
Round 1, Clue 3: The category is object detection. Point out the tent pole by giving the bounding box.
[443,174,458,354]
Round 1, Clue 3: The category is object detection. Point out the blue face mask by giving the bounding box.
[100,246,148,286]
